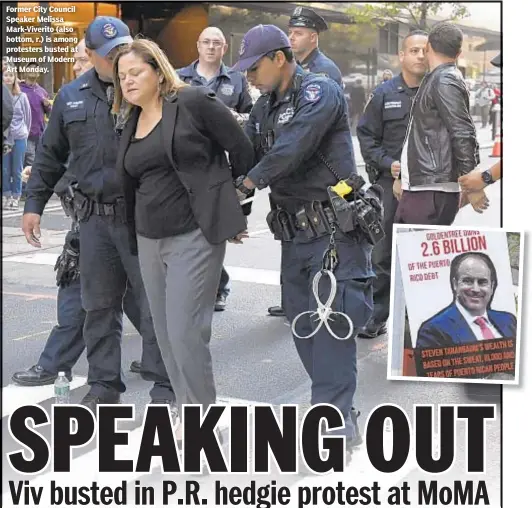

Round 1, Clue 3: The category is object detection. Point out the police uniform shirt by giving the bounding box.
[177,61,253,113]
[299,48,343,87]
[245,66,354,212]
[25,68,124,215]
[357,74,418,176]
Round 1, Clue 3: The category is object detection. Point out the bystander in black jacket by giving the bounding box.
[405,62,479,186]
[116,86,254,254]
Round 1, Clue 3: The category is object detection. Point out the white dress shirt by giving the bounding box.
[456,301,502,341]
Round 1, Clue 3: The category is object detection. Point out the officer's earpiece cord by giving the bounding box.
[291,226,355,341]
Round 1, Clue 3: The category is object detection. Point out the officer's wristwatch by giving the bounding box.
[234,175,254,197]
[481,169,495,186]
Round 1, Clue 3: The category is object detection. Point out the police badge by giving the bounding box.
[293,6,302,16]
[239,38,247,57]
[220,84,234,96]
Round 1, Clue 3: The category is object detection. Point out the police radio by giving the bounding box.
[327,176,385,246]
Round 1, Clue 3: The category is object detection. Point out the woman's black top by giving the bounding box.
[123,120,198,238]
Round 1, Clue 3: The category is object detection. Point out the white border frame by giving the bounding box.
[387,224,524,386]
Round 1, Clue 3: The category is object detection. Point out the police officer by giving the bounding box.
[13,39,145,386]
[22,17,174,412]
[178,26,253,312]
[287,6,343,86]
[356,30,428,339]
[233,25,373,450]
[265,7,343,319]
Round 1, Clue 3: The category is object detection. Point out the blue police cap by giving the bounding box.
[491,53,501,68]
[232,25,291,72]
[85,16,133,57]
[288,6,328,33]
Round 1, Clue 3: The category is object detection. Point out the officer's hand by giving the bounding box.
[22,212,42,248]
[458,172,486,192]
[228,230,249,244]
[235,188,248,202]
[230,109,246,126]
[392,179,403,201]
[391,161,401,179]
[22,166,32,183]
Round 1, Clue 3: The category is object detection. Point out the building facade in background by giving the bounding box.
[2,1,500,94]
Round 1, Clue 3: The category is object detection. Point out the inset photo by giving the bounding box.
[387,225,523,385]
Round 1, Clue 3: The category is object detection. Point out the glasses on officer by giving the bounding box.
[198,39,224,48]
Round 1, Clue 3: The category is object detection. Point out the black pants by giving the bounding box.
[282,232,374,440]
[38,278,142,376]
[370,177,398,325]
[79,214,173,400]
[217,266,230,298]
[394,190,460,226]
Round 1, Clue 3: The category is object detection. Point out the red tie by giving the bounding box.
[474,317,495,340]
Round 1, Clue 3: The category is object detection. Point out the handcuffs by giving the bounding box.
[291,226,355,341]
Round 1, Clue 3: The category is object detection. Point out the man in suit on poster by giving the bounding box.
[416,252,516,349]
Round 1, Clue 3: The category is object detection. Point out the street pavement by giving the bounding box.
[2,136,501,506]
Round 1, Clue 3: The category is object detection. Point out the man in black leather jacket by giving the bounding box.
[394,22,480,226]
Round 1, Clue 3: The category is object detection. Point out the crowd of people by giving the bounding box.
[3,6,502,469]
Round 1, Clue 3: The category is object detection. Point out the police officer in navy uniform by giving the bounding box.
[287,6,343,86]
[22,17,175,413]
[178,26,253,312]
[356,30,428,339]
[13,42,143,386]
[233,25,373,451]
[266,7,344,319]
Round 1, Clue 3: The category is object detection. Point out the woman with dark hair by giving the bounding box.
[113,39,254,440]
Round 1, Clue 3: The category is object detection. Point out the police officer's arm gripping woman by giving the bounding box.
[232,25,379,455]
[267,7,344,320]
[22,17,175,413]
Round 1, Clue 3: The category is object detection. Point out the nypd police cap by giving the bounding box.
[85,16,133,57]
[288,6,328,33]
[232,25,291,72]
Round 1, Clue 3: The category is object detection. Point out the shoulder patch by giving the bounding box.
[304,83,322,102]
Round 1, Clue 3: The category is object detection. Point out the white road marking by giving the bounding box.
[2,203,64,219]
[4,252,282,286]
[2,376,88,418]
[248,228,271,237]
